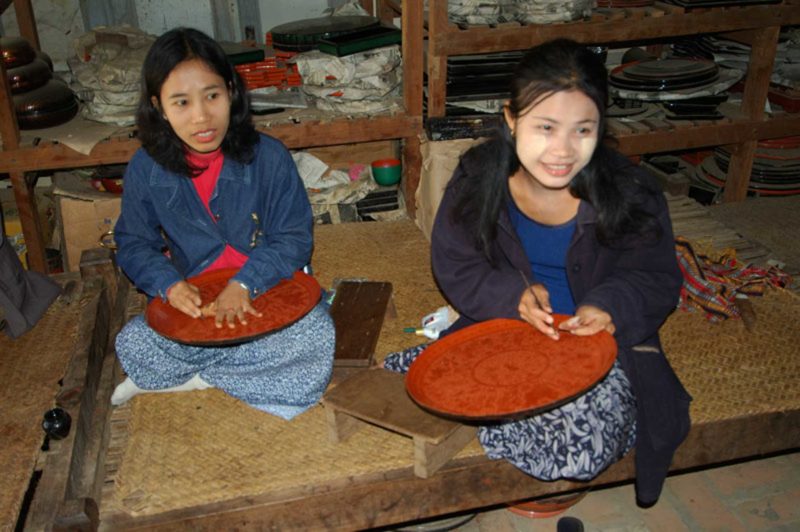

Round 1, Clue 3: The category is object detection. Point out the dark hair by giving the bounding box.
[451,38,657,258]
[136,27,259,177]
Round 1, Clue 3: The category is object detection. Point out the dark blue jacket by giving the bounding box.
[114,134,312,300]
[431,150,691,504]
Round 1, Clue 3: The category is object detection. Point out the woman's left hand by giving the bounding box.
[214,282,263,329]
[558,305,616,336]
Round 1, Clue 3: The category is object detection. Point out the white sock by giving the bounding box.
[111,374,213,406]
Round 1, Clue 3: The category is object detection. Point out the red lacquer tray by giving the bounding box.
[146,268,321,346]
[405,316,617,420]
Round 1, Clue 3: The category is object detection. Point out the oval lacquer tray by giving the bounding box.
[406,316,617,420]
[146,268,321,346]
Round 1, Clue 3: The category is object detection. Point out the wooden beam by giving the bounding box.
[723,25,780,203]
[0,116,423,173]
[426,0,449,117]
[430,6,800,56]
[100,410,800,531]
[13,0,39,50]
[612,114,800,156]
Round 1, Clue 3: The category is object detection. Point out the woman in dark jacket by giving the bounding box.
[385,39,690,506]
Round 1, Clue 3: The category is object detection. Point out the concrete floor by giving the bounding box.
[444,451,800,531]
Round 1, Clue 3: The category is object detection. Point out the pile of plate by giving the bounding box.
[610,58,720,93]
[661,0,779,7]
[1,36,77,130]
[597,0,655,7]
[695,137,800,197]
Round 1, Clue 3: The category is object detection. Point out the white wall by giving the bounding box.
[259,0,329,35]
[1,0,85,71]
[134,0,215,37]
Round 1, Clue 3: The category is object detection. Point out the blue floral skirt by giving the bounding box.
[115,302,335,420]
[384,342,637,481]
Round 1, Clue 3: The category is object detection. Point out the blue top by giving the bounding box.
[114,134,313,300]
[508,200,577,315]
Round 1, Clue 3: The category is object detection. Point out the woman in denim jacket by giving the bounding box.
[110,28,334,420]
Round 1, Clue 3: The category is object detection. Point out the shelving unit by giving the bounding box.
[0,0,423,273]
[421,0,800,203]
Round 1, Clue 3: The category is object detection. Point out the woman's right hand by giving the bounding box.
[518,283,559,340]
[166,280,203,319]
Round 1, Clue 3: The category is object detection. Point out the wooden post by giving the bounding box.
[722,25,779,203]
[13,0,40,50]
[427,2,449,117]
[402,0,424,215]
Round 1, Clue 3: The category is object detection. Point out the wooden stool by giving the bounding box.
[322,369,476,478]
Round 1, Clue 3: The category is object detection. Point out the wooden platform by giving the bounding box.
[5,195,799,531]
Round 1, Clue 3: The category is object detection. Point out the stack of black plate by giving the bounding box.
[610,58,720,92]
[661,0,779,6]
[695,137,800,196]
[269,16,380,52]
[1,36,78,130]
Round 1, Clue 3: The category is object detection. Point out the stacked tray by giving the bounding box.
[1,36,78,130]
[610,59,720,92]
[694,137,800,196]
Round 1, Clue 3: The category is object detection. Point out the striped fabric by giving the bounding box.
[674,236,792,321]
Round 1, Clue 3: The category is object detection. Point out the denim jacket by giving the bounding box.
[114,134,312,300]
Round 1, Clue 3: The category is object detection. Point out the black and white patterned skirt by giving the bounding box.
[384,343,637,481]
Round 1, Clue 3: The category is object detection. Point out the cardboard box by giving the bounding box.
[53,172,121,272]
[1,187,55,269]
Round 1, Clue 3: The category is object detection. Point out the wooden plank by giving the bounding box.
[614,114,800,156]
[329,281,393,367]
[322,370,466,445]
[8,170,46,271]
[430,5,799,55]
[723,25,780,203]
[99,410,800,531]
[24,280,106,530]
[13,0,39,50]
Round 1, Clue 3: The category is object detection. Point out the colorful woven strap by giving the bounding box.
[674,236,792,321]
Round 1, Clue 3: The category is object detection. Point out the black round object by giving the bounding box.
[42,408,72,440]
[7,58,52,94]
[1,36,36,69]
[14,80,79,130]
[270,15,379,51]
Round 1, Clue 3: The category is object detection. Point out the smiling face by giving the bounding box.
[505,89,600,191]
[155,58,231,153]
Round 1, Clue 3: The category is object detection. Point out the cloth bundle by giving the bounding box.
[68,26,155,126]
[292,45,402,114]
[674,236,792,321]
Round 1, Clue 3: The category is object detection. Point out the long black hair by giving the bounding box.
[451,38,657,258]
[136,27,259,177]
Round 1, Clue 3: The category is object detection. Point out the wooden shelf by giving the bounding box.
[0,114,423,173]
[420,0,800,208]
[0,0,424,273]
[428,3,800,56]
[612,112,800,155]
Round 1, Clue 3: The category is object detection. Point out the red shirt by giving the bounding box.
[186,148,248,273]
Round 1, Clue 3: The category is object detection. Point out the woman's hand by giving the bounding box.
[166,280,203,318]
[214,282,262,329]
[518,283,559,340]
[558,305,616,336]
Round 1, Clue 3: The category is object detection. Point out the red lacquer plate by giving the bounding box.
[146,268,321,346]
[405,316,617,421]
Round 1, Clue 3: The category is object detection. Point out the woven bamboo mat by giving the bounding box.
[0,281,87,532]
[100,209,799,519]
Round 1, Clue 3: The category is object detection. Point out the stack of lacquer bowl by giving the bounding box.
[1,36,78,129]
